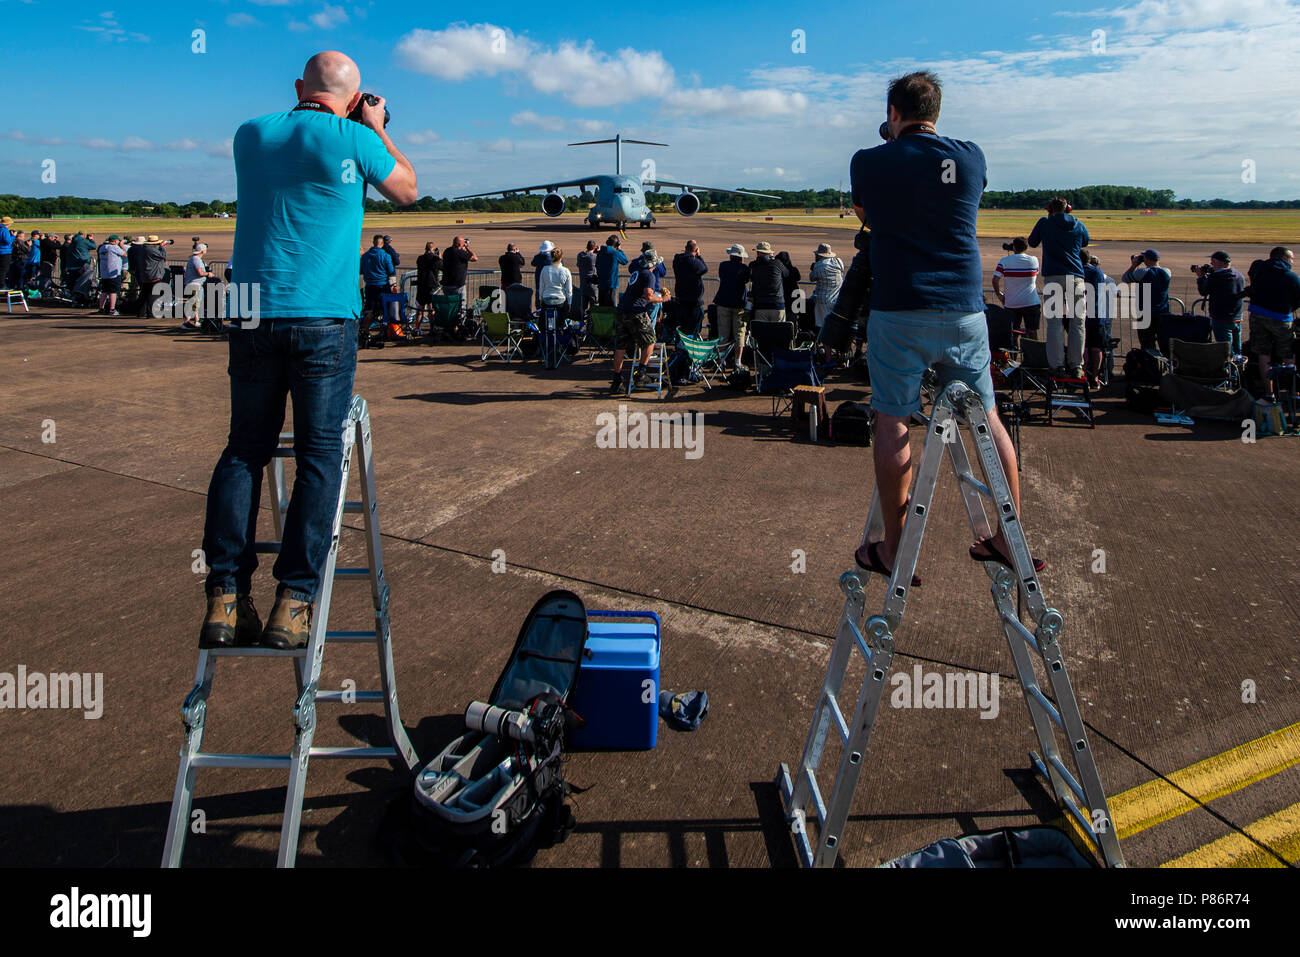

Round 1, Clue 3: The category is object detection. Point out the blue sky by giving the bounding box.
[3,0,1299,203]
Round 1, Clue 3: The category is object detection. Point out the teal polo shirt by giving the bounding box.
[231,109,396,319]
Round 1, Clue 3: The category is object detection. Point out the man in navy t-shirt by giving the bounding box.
[849,70,1037,585]
[200,51,417,653]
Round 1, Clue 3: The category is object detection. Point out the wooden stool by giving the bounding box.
[792,384,828,441]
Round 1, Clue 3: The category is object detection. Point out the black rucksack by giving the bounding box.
[830,400,873,445]
[403,590,588,868]
[1122,348,1167,413]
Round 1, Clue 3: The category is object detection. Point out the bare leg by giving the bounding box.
[869,412,911,567]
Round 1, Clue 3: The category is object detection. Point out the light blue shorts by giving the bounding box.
[867,309,996,417]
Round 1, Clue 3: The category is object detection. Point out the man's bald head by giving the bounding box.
[295,51,362,115]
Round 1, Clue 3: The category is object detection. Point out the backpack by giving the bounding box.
[1122,348,1167,413]
[405,590,588,867]
[830,401,873,445]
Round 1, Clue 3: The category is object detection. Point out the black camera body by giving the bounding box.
[347,93,390,128]
[1002,242,1016,252]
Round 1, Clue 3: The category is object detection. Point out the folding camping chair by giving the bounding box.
[749,319,797,391]
[479,311,524,363]
[583,306,617,359]
[504,284,541,361]
[1169,338,1240,392]
[1019,338,1095,427]
[426,293,463,341]
[760,347,836,416]
[675,332,733,391]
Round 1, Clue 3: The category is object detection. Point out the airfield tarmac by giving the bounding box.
[1,215,1297,868]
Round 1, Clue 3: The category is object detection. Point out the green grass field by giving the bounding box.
[715,208,1300,243]
[17,207,1299,244]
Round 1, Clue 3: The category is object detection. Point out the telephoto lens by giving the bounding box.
[464,700,535,745]
[879,121,891,142]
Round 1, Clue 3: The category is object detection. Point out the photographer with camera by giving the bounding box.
[1028,197,1089,376]
[992,237,1041,338]
[441,235,477,312]
[851,71,1039,585]
[1245,247,1300,401]
[199,51,417,652]
[1193,252,1246,355]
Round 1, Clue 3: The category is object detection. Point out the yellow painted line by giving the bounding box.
[1161,801,1300,868]
[1108,722,1300,840]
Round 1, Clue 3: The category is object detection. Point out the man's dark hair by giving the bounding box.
[1011,236,1028,253]
[371,234,383,246]
[887,71,942,123]
[1047,196,1069,215]
[1270,246,1292,260]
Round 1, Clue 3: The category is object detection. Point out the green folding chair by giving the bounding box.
[584,306,617,359]
[479,311,524,362]
[676,332,734,390]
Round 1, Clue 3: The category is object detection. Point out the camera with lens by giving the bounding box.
[347,93,390,128]
[1002,241,1016,252]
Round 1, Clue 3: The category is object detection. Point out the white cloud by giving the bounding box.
[510,111,566,132]
[80,137,116,150]
[249,0,294,5]
[663,86,809,118]
[226,12,260,27]
[204,138,235,158]
[165,139,201,151]
[308,4,348,29]
[119,136,153,152]
[481,138,514,153]
[572,119,611,134]
[396,23,519,80]
[288,20,309,31]
[406,129,442,145]
[523,43,675,106]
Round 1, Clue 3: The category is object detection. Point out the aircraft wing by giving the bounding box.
[453,177,597,200]
[643,179,779,200]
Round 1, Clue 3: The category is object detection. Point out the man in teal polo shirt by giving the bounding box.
[200,51,417,651]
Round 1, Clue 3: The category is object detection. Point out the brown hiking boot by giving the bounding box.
[261,596,313,650]
[199,592,263,649]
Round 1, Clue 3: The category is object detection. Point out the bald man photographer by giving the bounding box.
[199,51,417,652]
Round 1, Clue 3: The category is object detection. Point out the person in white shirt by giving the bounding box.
[96,235,130,315]
[182,243,215,328]
[991,237,1041,338]
[538,246,573,321]
[809,242,845,332]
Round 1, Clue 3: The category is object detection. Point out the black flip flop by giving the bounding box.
[855,541,922,587]
[970,537,1045,573]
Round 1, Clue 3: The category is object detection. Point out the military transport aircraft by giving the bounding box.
[453,133,778,229]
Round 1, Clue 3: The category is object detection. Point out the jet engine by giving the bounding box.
[674,191,701,216]
[541,192,566,217]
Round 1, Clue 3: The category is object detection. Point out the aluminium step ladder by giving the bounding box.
[162,394,418,867]
[776,380,1124,868]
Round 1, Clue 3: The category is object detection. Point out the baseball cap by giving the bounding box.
[1210,250,1230,263]
[106,234,120,241]
[1142,248,1160,259]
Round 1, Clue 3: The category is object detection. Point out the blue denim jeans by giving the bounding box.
[203,317,359,602]
[1211,318,1242,355]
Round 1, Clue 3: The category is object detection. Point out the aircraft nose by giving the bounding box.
[619,196,635,218]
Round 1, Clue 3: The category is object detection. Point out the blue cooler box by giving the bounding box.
[568,610,660,751]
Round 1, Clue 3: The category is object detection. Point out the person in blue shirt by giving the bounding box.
[0,216,15,291]
[1123,249,1171,351]
[850,70,1037,584]
[200,51,417,653]
[671,240,709,338]
[23,230,42,288]
[360,234,396,323]
[1028,197,1090,376]
[595,235,627,307]
[1193,252,1246,355]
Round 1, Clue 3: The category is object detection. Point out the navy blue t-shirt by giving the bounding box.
[850,133,986,313]
[619,268,654,314]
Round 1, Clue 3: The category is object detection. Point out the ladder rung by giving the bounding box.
[272,446,295,458]
[822,691,850,744]
[206,647,306,658]
[957,470,992,499]
[1047,753,1087,806]
[315,690,384,703]
[325,630,375,642]
[1032,754,1098,844]
[803,768,828,825]
[343,501,365,513]
[1027,685,1063,728]
[335,568,371,577]
[254,541,282,554]
[1000,612,1039,651]
[190,745,398,769]
[846,619,873,662]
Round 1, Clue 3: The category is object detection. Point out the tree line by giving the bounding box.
[5,186,1299,218]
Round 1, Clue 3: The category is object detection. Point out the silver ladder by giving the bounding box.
[776,380,1124,868]
[162,394,418,867]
